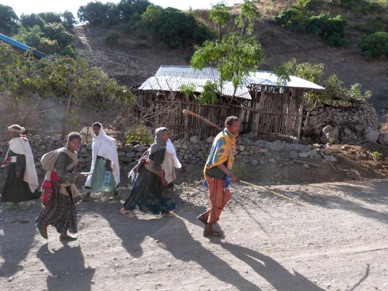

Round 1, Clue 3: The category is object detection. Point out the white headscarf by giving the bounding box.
[85,123,120,187]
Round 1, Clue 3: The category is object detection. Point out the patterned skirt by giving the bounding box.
[123,166,176,214]
[35,187,77,234]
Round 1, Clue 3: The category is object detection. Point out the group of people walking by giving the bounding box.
[1,116,241,239]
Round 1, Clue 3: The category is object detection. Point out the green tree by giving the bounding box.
[38,12,62,24]
[190,0,264,100]
[13,25,59,55]
[20,13,45,29]
[276,58,324,85]
[141,5,213,48]
[235,0,260,35]
[0,43,136,137]
[61,10,77,30]
[209,2,230,42]
[117,0,151,22]
[42,22,73,48]
[0,4,19,35]
[78,1,115,25]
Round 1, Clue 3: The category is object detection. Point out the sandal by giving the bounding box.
[197,214,208,225]
[109,194,120,200]
[121,208,134,218]
[203,230,223,237]
[37,225,48,239]
[60,234,77,241]
[161,212,175,217]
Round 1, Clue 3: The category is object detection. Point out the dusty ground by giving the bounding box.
[1,141,388,290]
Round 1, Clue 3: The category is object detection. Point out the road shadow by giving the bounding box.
[36,243,95,291]
[0,207,37,278]
[98,200,261,290]
[216,241,326,291]
[273,179,388,224]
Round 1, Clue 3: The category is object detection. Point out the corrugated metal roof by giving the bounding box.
[140,76,251,100]
[155,65,221,79]
[244,70,325,90]
[0,33,47,59]
[139,66,324,99]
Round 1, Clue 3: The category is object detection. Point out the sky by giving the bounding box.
[1,0,243,20]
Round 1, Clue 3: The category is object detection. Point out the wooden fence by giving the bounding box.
[135,87,305,141]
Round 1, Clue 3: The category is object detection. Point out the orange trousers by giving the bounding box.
[204,175,231,225]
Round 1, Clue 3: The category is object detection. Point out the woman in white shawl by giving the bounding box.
[1,124,40,209]
[83,122,120,201]
[121,127,179,217]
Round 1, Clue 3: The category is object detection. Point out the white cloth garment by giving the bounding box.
[161,139,181,184]
[85,125,120,187]
[7,136,39,192]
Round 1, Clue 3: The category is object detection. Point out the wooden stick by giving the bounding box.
[294,159,321,168]
[182,109,223,131]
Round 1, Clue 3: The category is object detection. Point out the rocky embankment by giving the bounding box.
[0,134,340,185]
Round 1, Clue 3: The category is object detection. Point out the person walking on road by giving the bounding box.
[83,122,120,201]
[197,116,241,237]
[1,124,40,210]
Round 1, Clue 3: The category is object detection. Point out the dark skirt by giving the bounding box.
[124,166,176,214]
[1,164,41,203]
[35,186,77,234]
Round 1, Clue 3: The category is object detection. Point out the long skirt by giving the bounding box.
[89,158,116,193]
[124,166,176,214]
[35,187,77,234]
[1,164,41,203]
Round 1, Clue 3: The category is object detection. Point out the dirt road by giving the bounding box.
[1,178,387,290]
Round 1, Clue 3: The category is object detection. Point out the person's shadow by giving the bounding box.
[99,200,261,290]
[215,241,326,291]
[37,242,95,291]
[0,212,37,278]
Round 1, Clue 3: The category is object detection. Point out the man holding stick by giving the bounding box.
[197,116,241,237]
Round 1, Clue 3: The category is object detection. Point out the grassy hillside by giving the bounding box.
[73,0,388,110]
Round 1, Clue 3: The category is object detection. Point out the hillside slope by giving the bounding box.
[73,10,387,109]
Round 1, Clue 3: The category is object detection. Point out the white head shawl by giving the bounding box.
[85,123,120,187]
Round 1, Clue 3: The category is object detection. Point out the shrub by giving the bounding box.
[59,45,76,58]
[197,81,219,105]
[369,151,383,161]
[105,32,119,45]
[355,16,387,34]
[141,6,214,48]
[305,14,346,46]
[359,32,388,60]
[126,123,153,145]
[275,8,304,29]
[42,23,73,48]
[275,1,346,47]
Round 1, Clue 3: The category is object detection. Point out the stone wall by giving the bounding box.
[0,104,386,183]
[303,105,381,143]
[0,134,320,182]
